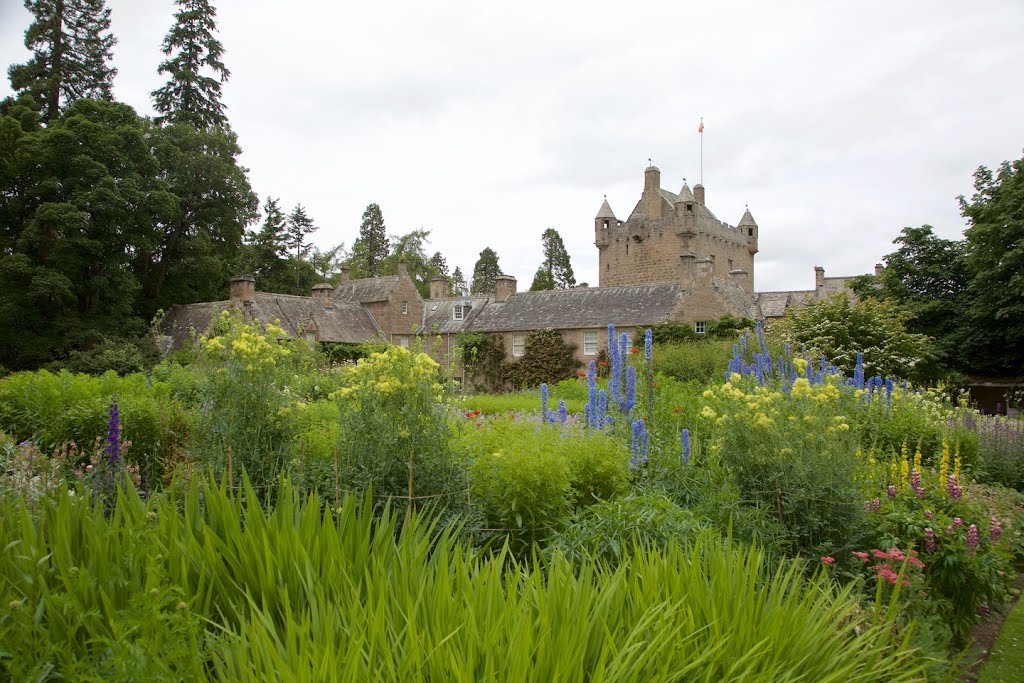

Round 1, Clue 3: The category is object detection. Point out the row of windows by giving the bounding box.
[509,323,707,358]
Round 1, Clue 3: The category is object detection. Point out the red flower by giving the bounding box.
[597,361,607,367]
[821,556,835,565]
[464,411,474,418]
[577,370,587,377]
[672,407,683,413]
[630,347,640,354]
[851,551,869,562]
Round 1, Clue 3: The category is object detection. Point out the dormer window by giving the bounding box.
[453,304,464,321]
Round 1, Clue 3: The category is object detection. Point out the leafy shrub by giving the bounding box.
[503,328,580,388]
[549,492,706,567]
[652,339,736,384]
[456,332,506,391]
[321,340,390,365]
[334,346,463,513]
[49,336,162,376]
[460,390,584,416]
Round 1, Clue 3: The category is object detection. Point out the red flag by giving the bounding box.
[698,120,704,133]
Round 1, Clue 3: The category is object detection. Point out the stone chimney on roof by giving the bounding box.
[875,263,884,277]
[311,283,334,309]
[429,276,449,300]
[397,258,408,278]
[694,258,714,287]
[229,275,255,304]
[814,266,825,291]
[494,274,517,302]
[339,266,350,282]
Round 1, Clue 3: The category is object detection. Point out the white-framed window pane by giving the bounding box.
[512,333,525,357]
[695,321,707,334]
[453,304,464,320]
[398,336,410,348]
[584,331,598,355]
[401,301,408,315]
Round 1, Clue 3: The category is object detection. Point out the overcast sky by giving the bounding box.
[1,0,1022,291]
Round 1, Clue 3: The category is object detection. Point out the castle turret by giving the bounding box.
[595,196,616,247]
[693,183,705,205]
[674,182,697,237]
[641,164,664,218]
[739,206,758,253]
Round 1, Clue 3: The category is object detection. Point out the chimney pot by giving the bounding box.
[814,266,825,290]
[874,263,884,277]
[494,274,517,302]
[312,283,334,309]
[429,276,449,300]
[230,275,256,304]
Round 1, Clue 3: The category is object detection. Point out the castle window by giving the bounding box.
[695,321,707,335]
[401,301,408,315]
[728,259,733,270]
[583,331,598,355]
[686,203,693,212]
[512,333,525,357]
[603,219,609,229]
[453,304,464,321]
[305,331,317,344]
[748,228,753,237]
[625,242,629,255]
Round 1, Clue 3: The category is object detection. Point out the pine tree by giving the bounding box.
[351,203,389,277]
[451,266,468,296]
[254,197,288,257]
[470,247,501,294]
[530,228,575,290]
[429,251,449,277]
[8,0,118,123]
[285,204,317,259]
[152,0,230,129]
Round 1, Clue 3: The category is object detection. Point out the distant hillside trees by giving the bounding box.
[7,0,117,122]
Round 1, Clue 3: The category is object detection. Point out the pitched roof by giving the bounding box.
[738,207,757,227]
[675,183,695,203]
[466,284,685,332]
[596,198,616,219]
[333,275,399,303]
[709,277,761,320]
[421,296,491,334]
[159,293,381,350]
[755,290,815,318]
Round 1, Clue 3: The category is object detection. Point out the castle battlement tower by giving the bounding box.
[595,165,758,292]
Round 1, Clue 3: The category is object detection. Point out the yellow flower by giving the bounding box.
[701,406,717,419]
[791,378,811,399]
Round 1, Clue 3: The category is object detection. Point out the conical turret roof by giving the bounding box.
[596,197,616,219]
[675,183,695,203]
[738,207,758,227]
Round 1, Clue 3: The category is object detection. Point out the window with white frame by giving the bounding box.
[584,330,599,355]
[695,321,707,334]
[512,333,525,357]
[401,301,408,315]
[398,335,410,348]
[453,304,464,321]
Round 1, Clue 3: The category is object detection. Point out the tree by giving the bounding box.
[429,251,449,277]
[285,204,317,260]
[779,293,933,383]
[309,243,345,282]
[960,153,1024,375]
[529,228,575,291]
[385,228,441,298]
[237,197,289,290]
[451,266,468,296]
[349,203,389,277]
[850,226,970,372]
[470,247,501,294]
[151,0,230,129]
[8,0,117,122]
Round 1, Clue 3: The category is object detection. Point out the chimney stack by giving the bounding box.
[693,184,705,205]
[875,263,884,277]
[229,275,255,304]
[311,283,334,309]
[397,258,408,278]
[339,266,350,282]
[814,266,825,291]
[695,258,714,287]
[429,276,449,300]
[494,274,517,302]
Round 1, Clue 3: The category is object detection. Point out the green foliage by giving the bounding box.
[503,328,580,388]
[780,293,933,382]
[455,331,506,390]
[529,228,575,290]
[8,0,117,122]
[152,0,231,129]
[960,152,1024,375]
[320,340,390,366]
[0,477,936,681]
[51,336,162,376]
[348,203,389,277]
[460,392,585,416]
[652,338,736,384]
[450,265,468,296]
[469,246,501,294]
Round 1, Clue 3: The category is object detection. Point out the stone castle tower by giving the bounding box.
[594,165,759,293]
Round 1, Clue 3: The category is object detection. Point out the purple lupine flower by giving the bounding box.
[540,383,549,422]
[854,352,865,389]
[629,419,648,468]
[977,604,991,617]
[756,320,767,355]
[644,328,653,363]
[947,475,963,499]
[623,366,637,413]
[680,428,691,465]
[966,524,979,555]
[607,323,616,362]
[923,510,934,520]
[887,485,897,499]
[951,517,963,527]
[619,332,629,370]
[924,527,936,552]
[557,400,567,424]
[990,517,1002,543]
[740,334,747,356]
[864,498,881,513]
[105,397,121,467]
[910,468,925,497]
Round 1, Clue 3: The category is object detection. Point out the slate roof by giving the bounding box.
[421,296,491,334]
[596,198,616,219]
[755,290,816,318]
[465,284,685,333]
[160,293,381,350]
[711,277,761,320]
[738,207,758,227]
[333,275,399,303]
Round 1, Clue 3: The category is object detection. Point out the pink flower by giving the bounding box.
[923,510,934,520]
[924,528,936,553]
[887,485,897,499]
[821,556,835,565]
[864,498,881,512]
[966,524,979,555]
[852,551,870,563]
[990,517,1002,543]
[947,475,963,499]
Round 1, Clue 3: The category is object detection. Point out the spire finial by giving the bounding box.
[648,158,652,166]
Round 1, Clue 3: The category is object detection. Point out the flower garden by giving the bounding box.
[2,311,1023,680]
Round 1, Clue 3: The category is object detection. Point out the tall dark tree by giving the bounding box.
[237,197,288,288]
[529,228,575,291]
[151,0,230,129]
[8,0,117,122]
[451,266,468,296]
[470,247,501,294]
[429,251,449,277]
[960,153,1024,375]
[285,204,317,260]
[350,203,389,277]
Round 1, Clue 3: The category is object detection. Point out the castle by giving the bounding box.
[161,164,872,378]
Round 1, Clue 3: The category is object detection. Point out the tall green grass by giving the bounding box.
[0,478,937,681]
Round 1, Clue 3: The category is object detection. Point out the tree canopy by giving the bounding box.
[470,247,501,294]
[529,228,575,291]
[152,0,230,129]
[349,203,389,278]
[8,0,117,122]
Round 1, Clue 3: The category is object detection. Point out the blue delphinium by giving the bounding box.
[756,320,767,355]
[623,365,637,413]
[540,383,549,423]
[644,328,653,363]
[585,360,598,427]
[557,400,568,424]
[681,428,691,465]
[629,419,648,468]
[598,388,608,426]
[105,397,121,467]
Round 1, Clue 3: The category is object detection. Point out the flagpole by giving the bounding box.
[699,116,704,186]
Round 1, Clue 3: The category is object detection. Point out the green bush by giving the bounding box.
[652,339,736,384]
[49,335,162,376]
[503,328,580,388]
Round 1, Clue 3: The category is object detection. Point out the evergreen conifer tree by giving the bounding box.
[152,0,231,129]
[451,266,468,296]
[8,0,118,122]
[351,203,389,277]
[530,228,575,290]
[285,204,317,260]
[470,247,501,294]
